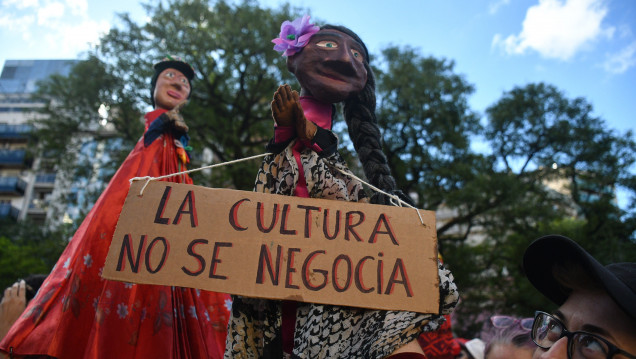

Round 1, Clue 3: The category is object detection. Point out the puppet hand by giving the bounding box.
[271,84,299,127]
[296,116,317,142]
[162,100,189,134]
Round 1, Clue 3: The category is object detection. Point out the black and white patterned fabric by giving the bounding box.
[225,138,459,359]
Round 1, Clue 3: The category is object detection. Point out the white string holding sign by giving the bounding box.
[129,152,273,196]
[328,164,426,226]
[129,151,426,225]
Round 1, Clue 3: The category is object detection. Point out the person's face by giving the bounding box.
[532,290,636,359]
[153,68,191,110]
[287,29,368,104]
[487,343,533,359]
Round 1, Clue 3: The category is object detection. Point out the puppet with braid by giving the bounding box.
[225,16,459,359]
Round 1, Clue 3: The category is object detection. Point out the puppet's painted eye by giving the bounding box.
[316,40,338,49]
[351,49,364,62]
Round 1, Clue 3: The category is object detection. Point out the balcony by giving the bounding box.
[0,124,31,141]
[34,173,56,189]
[0,176,26,195]
[0,202,10,217]
[0,202,19,220]
[26,198,48,222]
[0,149,31,168]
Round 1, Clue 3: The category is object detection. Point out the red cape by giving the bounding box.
[1,110,230,358]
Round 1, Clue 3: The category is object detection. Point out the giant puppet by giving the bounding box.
[0,57,231,359]
[224,16,459,359]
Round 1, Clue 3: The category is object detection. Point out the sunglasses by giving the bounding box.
[490,315,534,331]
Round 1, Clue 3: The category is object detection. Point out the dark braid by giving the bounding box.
[322,25,409,205]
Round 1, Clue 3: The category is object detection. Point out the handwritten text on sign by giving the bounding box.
[102,181,440,314]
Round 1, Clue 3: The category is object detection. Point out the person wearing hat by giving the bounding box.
[0,57,231,359]
[523,234,636,359]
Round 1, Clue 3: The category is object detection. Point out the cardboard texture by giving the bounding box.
[103,180,440,314]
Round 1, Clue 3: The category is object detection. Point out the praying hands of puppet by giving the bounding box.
[271,84,317,142]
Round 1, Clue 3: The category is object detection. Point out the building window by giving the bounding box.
[0,66,17,79]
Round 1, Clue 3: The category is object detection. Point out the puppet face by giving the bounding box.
[287,29,368,104]
[153,68,191,110]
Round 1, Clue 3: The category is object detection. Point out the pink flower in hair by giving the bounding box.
[272,15,320,57]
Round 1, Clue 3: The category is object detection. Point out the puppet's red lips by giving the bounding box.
[167,90,183,99]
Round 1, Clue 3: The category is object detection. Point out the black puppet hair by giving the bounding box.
[321,24,411,206]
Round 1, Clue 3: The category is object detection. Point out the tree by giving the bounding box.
[96,0,300,190]
[32,0,305,223]
[375,47,486,233]
[484,83,636,255]
[0,219,69,290]
[375,48,635,335]
[31,55,141,225]
[453,83,636,336]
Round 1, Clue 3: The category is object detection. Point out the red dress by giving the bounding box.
[0,109,231,358]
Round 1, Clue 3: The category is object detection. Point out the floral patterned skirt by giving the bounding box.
[225,144,459,358]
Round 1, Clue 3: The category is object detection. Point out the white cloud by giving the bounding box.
[603,41,636,74]
[489,0,511,15]
[37,1,65,26]
[2,0,39,9]
[66,0,88,16]
[0,14,35,33]
[492,0,615,60]
[1,0,112,59]
[617,24,633,39]
[44,18,110,55]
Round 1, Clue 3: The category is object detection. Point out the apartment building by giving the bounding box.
[0,59,76,225]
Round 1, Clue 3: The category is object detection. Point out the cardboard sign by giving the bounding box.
[103,180,440,314]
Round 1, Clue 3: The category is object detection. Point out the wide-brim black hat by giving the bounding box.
[523,234,636,321]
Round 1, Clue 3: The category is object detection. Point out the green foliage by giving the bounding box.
[96,0,302,190]
[376,46,481,212]
[30,55,142,224]
[450,83,636,336]
[375,48,635,336]
[0,220,69,291]
[33,55,143,158]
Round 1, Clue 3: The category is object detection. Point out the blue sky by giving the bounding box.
[273,0,636,135]
[1,0,633,136]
